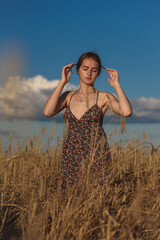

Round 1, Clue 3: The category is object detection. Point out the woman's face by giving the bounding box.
[77,58,99,85]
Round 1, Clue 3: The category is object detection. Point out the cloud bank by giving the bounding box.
[130,97,160,123]
[0,75,159,123]
[0,75,77,121]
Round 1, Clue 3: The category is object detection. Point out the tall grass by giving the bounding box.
[0,125,159,240]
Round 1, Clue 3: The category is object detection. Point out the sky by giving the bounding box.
[0,0,160,124]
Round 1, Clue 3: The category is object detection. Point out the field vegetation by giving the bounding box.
[0,124,159,240]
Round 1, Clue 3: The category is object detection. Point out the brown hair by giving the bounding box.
[76,52,102,76]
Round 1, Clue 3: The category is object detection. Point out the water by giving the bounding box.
[1,119,160,152]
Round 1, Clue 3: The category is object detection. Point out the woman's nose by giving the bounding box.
[87,69,92,76]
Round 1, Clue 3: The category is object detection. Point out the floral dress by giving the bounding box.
[60,91,111,189]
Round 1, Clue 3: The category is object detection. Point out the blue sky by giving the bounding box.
[0,0,160,123]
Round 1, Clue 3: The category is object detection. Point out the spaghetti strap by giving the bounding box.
[68,91,77,106]
[96,90,99,105]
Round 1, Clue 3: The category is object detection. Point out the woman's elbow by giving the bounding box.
[43,111,49,118]
[43,108,53,118]
[124,109,133,117]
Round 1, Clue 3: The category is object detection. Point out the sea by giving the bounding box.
[1,118,160,153]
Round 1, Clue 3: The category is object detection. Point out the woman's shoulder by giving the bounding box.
[64,90,77,105]
[98,91,116,108]
[98,91,113,100]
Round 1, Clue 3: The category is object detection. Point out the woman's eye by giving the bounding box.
[82,68,97,73]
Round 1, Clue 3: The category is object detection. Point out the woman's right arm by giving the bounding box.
[43,63,74,117]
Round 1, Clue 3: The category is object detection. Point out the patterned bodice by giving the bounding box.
[64,104,103,126]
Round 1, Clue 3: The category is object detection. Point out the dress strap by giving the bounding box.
[96,90,99,105]
[68,91,77,106]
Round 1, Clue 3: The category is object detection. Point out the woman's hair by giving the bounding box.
[76,52,102,76]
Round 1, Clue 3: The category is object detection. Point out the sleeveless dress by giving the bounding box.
[60,91,111,189]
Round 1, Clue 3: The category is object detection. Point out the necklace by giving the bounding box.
[76,89,96,102]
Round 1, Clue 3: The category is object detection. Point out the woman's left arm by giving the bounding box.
[106,68,132,117]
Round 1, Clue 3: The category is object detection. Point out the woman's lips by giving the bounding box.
[85,77,92,80]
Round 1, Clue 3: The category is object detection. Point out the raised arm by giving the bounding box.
[104,68,132,117]
[43,63,74,117]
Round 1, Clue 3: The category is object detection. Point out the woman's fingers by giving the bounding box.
[61,63,74,84]
[63,63,74,75]
[105,67,116,71]
[105,68,118,78]
[67,70,72,81]
[106,68,117,73]
[62,63,73,74]
[64,63,75,70]
[107,77,111,83]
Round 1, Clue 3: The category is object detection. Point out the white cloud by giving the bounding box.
[0,75,78,120]
[130,97,160,122]
[0,76,160,123]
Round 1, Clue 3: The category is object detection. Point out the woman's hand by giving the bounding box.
[106,68,119,89]
[104,67,132,117]
[61,63,74,85]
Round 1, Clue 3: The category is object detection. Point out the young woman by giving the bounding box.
[43,52,132,189]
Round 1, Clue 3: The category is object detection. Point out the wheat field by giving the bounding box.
[0,124,159,240]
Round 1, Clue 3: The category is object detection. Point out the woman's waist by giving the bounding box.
[64,125,107,138]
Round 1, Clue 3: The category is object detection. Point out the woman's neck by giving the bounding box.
[78,83,95,95]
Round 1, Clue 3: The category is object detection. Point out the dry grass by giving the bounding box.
[0,126,159,240]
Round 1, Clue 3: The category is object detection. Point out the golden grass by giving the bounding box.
[0,126,159,240]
